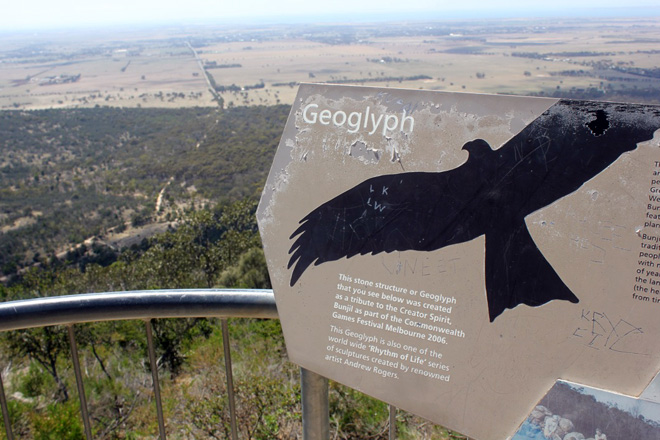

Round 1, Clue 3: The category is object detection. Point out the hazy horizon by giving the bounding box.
[2,1,660,33]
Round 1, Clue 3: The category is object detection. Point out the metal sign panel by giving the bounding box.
[257,84,660,439]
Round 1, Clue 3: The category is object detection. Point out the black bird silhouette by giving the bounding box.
[288,100,660,321]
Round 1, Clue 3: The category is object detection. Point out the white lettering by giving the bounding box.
[319,109,332,125]
[401,109,414,132]
[383,114,399,136]
[347,112,362,133]
[333,110,347,126]
[301,103,415,136]
[302,103,318,123]
[369,112,384,135]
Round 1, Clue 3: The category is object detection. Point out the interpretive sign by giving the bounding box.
[256,84,660,439]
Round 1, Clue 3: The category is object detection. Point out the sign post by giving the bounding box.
[257,84,660,439]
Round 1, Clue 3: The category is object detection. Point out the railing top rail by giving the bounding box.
[0,289,277,331]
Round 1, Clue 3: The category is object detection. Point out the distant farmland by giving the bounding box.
[1,16,660,110]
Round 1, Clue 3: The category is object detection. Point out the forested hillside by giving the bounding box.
[0,103,467,439]
[0,105,290,278]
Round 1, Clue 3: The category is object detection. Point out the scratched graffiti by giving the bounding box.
[288,100,660,322]
[258,85,660,440]
[573,309,646,355]
[380,254,461,278]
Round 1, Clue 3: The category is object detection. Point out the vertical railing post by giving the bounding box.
[0,366,13,440]
[301,368,329,440]
[67,325,93,440]
[145,320,167,440]
[220,319,238,440]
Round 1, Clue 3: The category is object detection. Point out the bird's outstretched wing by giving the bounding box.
[288,173,442,286]
[287,100,660,320]
[288,167,490,286]
[483,101,660,215]
[288,139,497,286]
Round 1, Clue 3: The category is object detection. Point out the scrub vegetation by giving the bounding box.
[0,201,466,439]
[0,105,289,279]
[0,105,467,438]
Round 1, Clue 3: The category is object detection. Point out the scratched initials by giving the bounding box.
[573,309,646,355]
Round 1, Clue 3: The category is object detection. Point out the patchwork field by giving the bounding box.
[1,16,660,110]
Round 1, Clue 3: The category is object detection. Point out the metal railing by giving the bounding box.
[0,289,336,440]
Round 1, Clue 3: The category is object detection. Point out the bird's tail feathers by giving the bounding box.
[484,225,579,322]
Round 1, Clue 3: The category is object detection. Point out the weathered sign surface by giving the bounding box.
[256,84,660,439]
